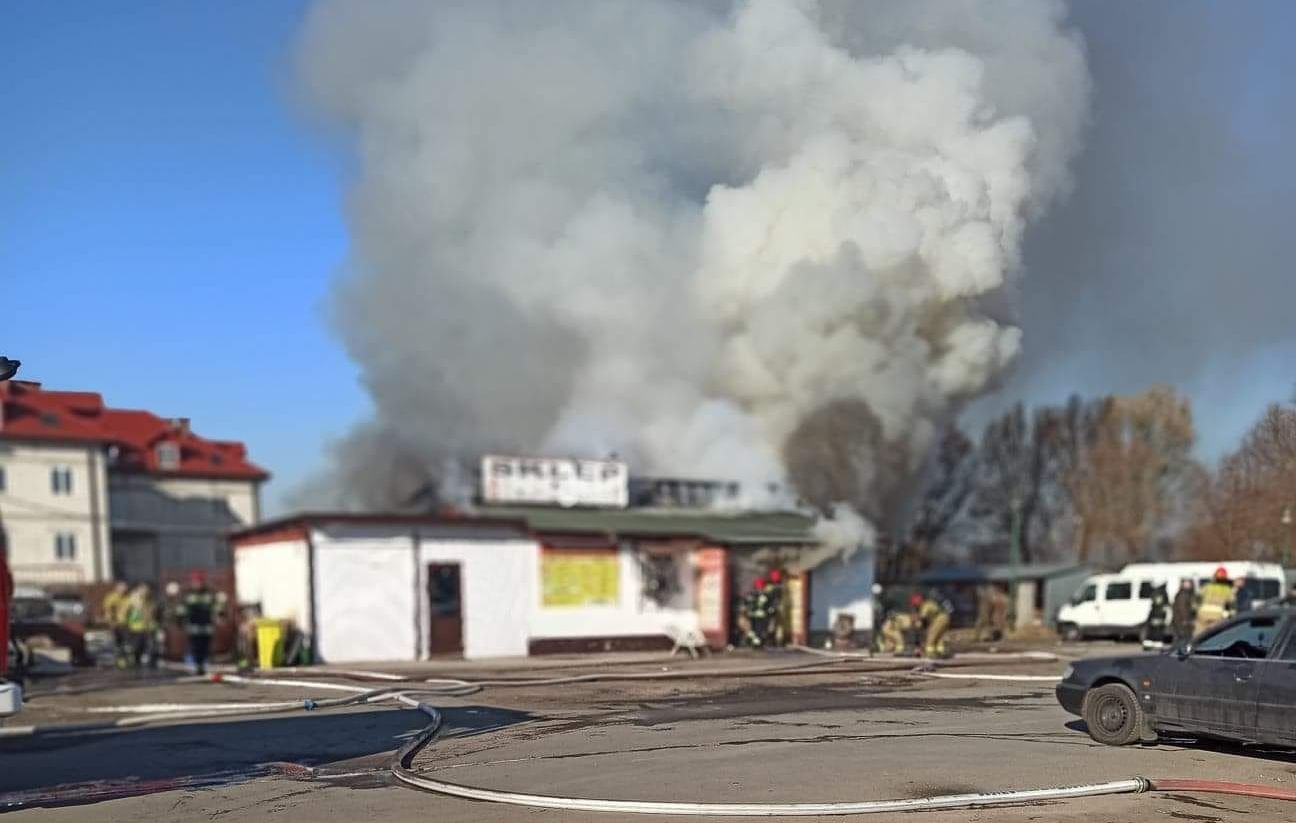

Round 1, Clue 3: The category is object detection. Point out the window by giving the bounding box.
[1240,578,1281,602]
[1138,581,1156,600]
[156,442,180,470]
[50,466,73,495]
[1073,584,1097,605]
[54,532,77,561]
[1194,616,1279,659]
[0,465,6,492]
[1105,582,1132,601]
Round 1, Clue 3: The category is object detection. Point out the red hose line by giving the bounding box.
[1150,778,1296,802]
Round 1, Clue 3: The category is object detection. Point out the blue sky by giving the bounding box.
[1,3,368,510]
[3,3,1293,512]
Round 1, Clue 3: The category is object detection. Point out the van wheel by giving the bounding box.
[1082,683,1144,746]
[1058,623,1082,642]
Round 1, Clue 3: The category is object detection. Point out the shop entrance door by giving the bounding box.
[427,563,463,655]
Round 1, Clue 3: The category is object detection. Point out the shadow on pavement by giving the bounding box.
[1064,719,1296,763]
[0,704,532,796]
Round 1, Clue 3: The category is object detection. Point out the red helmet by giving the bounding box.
[769,569,783,584]
[188,570,207,587]
[753,577,767,590]
[908,593,924,608]
[1214,566,1228,582]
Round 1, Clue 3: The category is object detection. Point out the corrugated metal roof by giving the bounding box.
[917,562,1091,584]
[231,507,820,546]
[471,506,819,544]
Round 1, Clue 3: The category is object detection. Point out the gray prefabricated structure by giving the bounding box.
[916,563,1092,629]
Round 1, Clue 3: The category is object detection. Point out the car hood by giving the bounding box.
[1068,653,1164,679]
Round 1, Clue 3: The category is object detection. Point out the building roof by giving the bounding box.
[481,506,819,545]
[231,507,820,546]
[0,380,267,481]
[917,562,1090,585]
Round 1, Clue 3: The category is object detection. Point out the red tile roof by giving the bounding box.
[0,381,268,481]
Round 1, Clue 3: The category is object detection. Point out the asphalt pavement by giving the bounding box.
[3,646,1295,822]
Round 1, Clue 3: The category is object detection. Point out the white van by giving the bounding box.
[1054,561,1284,641]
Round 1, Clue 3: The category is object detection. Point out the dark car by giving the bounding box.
[1057,607,1296,746]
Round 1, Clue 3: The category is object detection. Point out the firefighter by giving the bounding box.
[100,581,130,668]
[1195,567,1236,637]
[766,569,787,647]
[742,577,773,648]
[877,610,915,654]
[1141,583,1171,647]
[1171,579,1196,647]
[124,584,157,669]
[988,585,1010,640]
[912,592,952,659]
[175,571,219,674]
[973,584,993,642]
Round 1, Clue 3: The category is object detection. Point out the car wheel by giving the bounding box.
[1058,623,1082,642]
[1082,683,1144,746]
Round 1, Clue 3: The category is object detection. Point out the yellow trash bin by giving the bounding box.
[255,618,283,670]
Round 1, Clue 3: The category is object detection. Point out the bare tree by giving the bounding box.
[899,426,976,575]
[1065,386,1198,564]
[958,397,1103,566]
[1185,401,1296,561]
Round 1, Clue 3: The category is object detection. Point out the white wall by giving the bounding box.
[234,538,311,627]
[529,545,700,640]
[0,440,110,585]
[417,538,536,659]
[810,548,875,633]
[312,528,417,663]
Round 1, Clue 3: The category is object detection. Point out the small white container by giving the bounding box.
[0,681,23,717]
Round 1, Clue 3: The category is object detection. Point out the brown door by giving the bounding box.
[427,563,464,655]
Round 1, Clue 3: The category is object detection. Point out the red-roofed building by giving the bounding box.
[0,380,268,590]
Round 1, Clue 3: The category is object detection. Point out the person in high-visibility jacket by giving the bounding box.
[1195,567,1236,637]
[877,611,915,654]
[912,593,952,659]
[175,571,220,675]
[100,581,130,668]
[123,584,158,668]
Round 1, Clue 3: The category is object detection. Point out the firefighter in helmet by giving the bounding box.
[743,577,773,648]
[911,592,952,659]
[174,571,222,674]
[1195,566,1236,638]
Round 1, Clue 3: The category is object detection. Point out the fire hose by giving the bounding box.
[6,657,1296,814]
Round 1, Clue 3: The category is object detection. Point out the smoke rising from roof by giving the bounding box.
[294,0,1090,526]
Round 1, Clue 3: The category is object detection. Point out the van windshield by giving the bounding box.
[1073,584,1097,604]
[1241,578,1281,600]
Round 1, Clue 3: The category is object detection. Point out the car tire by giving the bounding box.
[1082,683,1144,746]
[1058,623,1082,642]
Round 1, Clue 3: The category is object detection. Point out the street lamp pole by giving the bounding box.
[1282,506,1292,569]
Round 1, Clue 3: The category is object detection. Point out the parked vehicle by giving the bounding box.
[49,591,86,622]
[1055,561,1284,641]
[1056,607,1296,746]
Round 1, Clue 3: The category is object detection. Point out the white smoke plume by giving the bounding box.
[295,0,1090,533]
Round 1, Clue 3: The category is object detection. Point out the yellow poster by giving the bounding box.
[542,552,620,607]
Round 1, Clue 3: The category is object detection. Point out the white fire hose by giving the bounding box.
[8,655,1294,814]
